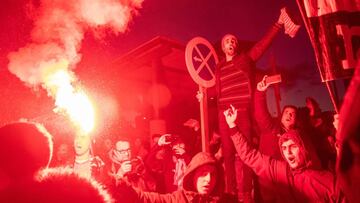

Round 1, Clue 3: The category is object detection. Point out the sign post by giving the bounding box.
[185,37,218,152]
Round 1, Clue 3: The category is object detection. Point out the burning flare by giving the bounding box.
[43,60,95,134]
[7,0,144,134]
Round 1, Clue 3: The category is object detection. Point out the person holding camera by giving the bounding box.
[108,139,156,192]
[145,134,191,193]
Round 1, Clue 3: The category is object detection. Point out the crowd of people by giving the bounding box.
[0,87,353,203]
[1,7,359,203]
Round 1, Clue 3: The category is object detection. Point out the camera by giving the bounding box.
[130,157,145,175]
[165,134,174,143]
[122,158,146,182]
[120,157,145,177]
[164,134,180,144]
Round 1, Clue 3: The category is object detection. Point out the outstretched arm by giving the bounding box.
[249,7,300,61]
[114,179,177,203]
[248,10,283,61]
[224,106,288,184]
[254,75,277,133]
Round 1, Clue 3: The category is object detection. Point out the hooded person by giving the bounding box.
[113,152,235,203]
[223,105,345,203]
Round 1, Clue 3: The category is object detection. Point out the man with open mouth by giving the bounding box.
[224,105,346,202]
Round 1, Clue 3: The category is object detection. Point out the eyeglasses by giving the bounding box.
[116,148,131,154]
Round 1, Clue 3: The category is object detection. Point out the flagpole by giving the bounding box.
[325,81,339,113]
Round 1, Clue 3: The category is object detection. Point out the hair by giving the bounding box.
[32,167,113,203]
[305,97,322,117]
[282,105,297,116]
[169,134,185,145]
[221,34,238,47]
[280,105,298,130]
[0,122,53,182]
[115,140,131,149]
[221,33,241,55]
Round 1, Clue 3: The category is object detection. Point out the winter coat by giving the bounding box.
[254,89,283,159]
[254,91,323,170]
[229,127,341,203]
[115,152,234,203]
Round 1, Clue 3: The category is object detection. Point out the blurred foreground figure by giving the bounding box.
[2,167,113,203]
[337,60,360,203]
[224,105,346,202]
[0,122,53,191]
[114,152,236,203]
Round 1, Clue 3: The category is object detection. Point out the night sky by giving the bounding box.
[0,0,339,127]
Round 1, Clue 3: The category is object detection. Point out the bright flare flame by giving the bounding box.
[44,61,95,134]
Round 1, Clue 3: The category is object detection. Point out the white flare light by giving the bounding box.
[7,0,144,135]
[44,61,95,134]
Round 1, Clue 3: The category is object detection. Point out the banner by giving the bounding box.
[297,0,360,81]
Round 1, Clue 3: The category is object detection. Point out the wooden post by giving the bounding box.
[199,85,209,152]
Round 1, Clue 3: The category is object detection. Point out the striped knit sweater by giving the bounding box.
[218,58,252,110]
[216,22,282,110]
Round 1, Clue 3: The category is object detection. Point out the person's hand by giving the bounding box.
[158,134,172,146]
[183,118,200,131]
[277,7,286,25]
[110,149,124,164]
[117,160,132,178]
[196,90,203,102]
[257,75,270,92]
[278,7,301,38]
[172,145,186,156]
[214,147,222,161]
[223,105,237,128]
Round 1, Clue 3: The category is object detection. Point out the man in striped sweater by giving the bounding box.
[215,8,299,203]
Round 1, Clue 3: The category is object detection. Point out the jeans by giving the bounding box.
[218,109,253,201]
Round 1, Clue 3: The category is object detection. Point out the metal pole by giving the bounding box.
[199,85,209,152]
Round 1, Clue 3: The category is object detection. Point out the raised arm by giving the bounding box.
[135,189,177,203]
[248,15,283,61]
[254,75,278,133]
[115,179,177,203]
[223,106,288,183]
[249,8,300,61]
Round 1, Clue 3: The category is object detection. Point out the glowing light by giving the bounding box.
[7,0,144,135]
[44,61,95,135]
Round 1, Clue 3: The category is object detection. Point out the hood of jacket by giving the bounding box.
[278,129,313,170]
[182,152,224,197]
